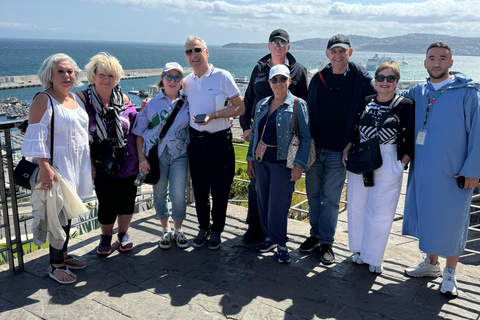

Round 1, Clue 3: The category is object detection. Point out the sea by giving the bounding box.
[2,37,480,110]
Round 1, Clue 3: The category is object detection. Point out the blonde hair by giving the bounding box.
[37,53,83,89]
[375,61,400,80]
[85,52,123,85]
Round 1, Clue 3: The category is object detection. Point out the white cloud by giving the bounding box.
[167,17,181,23]
[0,21,64,32]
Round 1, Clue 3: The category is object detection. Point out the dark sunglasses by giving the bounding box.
[375,75,398,83]
[185,48,205,56]
[163,73,183,82]
[270,75,288,84]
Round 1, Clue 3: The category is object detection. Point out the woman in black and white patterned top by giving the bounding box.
[342,62,414,274]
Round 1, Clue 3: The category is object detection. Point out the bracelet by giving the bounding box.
[215,111,219,119]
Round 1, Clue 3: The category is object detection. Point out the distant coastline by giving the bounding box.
[223,33,480,57]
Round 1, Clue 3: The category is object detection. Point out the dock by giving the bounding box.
[0,68,193,90]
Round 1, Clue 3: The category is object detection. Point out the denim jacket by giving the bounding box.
[247,92,311,170]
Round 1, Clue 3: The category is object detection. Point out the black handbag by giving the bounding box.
[143,97,185,185]
[13,93,55,189]
[346,95,403,174]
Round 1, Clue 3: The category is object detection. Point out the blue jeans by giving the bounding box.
[153,149,188,221]
[305,148,346,245]
[254,161,295,246]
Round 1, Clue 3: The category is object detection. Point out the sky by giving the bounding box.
[1,0,479,45]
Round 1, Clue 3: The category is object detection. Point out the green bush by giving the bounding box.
[229,167,249,200]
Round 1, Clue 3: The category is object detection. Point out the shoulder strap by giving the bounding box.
[33,92,55,165]
[159,97,185,140]
[376,94,403,132]
[318,71,327,88]
[293,98,298,136]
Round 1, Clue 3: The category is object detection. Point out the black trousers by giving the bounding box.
[188,128,235,233]
[49,220,71,264]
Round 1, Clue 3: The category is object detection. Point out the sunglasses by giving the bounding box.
[163,73,183,82]
[375,75,398,83]
[270,75,288,84]
[185,47,206,56]
[269,40,288,47]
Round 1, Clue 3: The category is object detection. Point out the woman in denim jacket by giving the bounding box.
[247,64,311,263]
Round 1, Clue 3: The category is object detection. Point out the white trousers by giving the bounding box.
[347,144,404,266]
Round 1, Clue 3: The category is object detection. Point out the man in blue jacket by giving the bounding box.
[240,28,308,243]
[302,34,376,264]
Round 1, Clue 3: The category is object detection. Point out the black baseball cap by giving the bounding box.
[269,29,289,43]
[327,34,351,50]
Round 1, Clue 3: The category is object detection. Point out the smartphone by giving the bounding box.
[456,176,465,188]
[194,114,207,123]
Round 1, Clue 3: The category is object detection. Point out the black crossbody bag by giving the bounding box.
[144,98,185,185]
[346,95,403,174]
[14,93,55,189]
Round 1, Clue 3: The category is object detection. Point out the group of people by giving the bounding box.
[21,30,480,298]
[240,30,480,297]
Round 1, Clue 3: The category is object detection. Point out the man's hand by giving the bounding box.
[454,174,479,189]
[243,129,251,142]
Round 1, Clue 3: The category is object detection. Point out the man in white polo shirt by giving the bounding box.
[183,35,245,250]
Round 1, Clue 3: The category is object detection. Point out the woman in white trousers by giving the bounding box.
[342,62,415,273]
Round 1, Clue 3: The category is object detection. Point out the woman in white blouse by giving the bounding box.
[22,53,92,284]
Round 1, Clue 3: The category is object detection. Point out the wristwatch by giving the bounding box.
[401,162,408,170]
[215,111,219,119]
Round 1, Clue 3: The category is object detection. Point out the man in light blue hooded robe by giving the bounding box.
[401,42,480,297]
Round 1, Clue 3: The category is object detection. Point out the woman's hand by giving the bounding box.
[290,165,303,182]
[140,98,151,111]
[138,155,150,174]
[342,142,352,167]
[247,161,255,178]
[36,164,56,191]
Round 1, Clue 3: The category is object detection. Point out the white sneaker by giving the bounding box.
[369,264,383,274]
[159,231,173,249]
[352,252,364,265]
[440,268,458,297]
[405,257,442,277]
[174,231,189,249]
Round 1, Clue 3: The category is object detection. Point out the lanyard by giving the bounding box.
[424,89,446,126]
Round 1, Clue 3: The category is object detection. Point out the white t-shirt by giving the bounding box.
[183,64,240,133]
[431,75,454,90]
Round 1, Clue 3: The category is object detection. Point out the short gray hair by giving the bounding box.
[185,35,207,49]
[37,53,83,89]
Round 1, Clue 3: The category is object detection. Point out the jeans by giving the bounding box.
[49,220,71,264]
[188,128,235,233]
[254,161,295,246]
[153,149,189,221]
[305,148,346,245]
[246,177,262,230]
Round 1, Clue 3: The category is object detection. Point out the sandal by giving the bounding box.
[49,264,76,284]
[64,255,87,270]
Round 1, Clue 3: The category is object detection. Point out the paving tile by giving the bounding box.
[0,298,41,320]
[138,272,207,305]
[186,261,247,291]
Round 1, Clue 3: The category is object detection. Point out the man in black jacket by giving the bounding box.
[240,28,308,243]
[301,34,376,264]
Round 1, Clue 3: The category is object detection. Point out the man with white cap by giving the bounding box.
[183,35,245,250]
[301,34,376,264]
[240,28,308,243]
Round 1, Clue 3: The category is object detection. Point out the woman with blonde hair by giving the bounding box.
[77,52,138,255]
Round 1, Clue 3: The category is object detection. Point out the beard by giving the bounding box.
[428,69,449,80]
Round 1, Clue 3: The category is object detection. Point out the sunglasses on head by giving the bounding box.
[185,47,205,56]
[269,40,288,47]
[375,75,398,83]
[163,73,183,82]
[270,75,288,84]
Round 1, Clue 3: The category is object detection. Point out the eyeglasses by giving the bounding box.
[269,40,288,47]
[375,75,398,83]
[269,75,288,84]
[185,47,206,56]
[163,73,183,82]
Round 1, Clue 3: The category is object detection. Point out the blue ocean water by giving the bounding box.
[2,38,480,107]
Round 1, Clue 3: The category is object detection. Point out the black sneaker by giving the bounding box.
[320,243,335,265]
[243,228,266,244]
[208,231,222,250]
[193,229,210,248]
[299,236,320,253]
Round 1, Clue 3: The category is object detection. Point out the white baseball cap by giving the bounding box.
[163,62,184,76]
[269,64,290,79]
